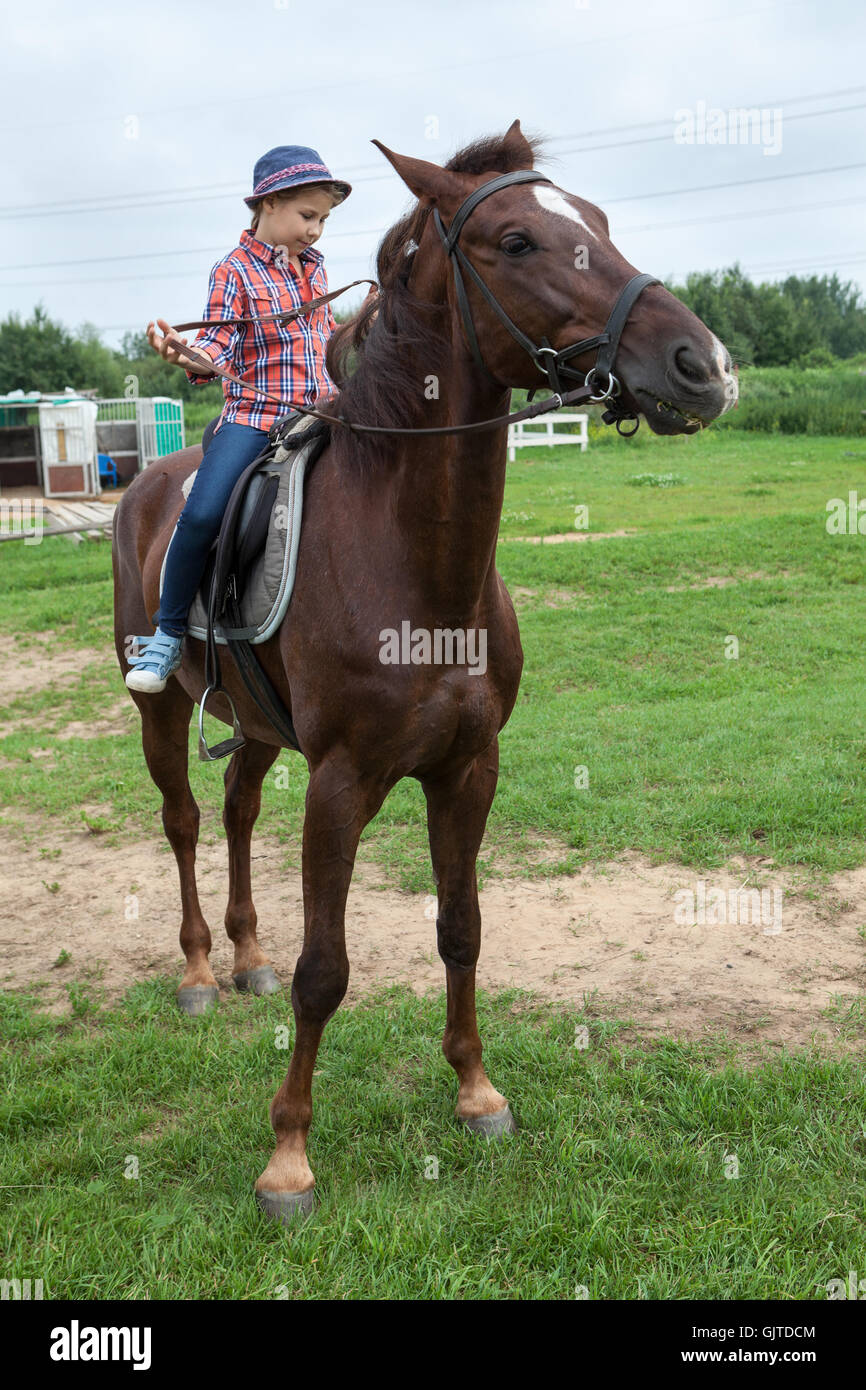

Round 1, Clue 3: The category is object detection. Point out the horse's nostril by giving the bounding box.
[673,345,709,385]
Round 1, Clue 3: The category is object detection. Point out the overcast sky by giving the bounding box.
[2,0,864,348]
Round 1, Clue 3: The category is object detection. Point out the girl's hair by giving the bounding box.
[250,182,343,231]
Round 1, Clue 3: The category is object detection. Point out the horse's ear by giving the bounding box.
[502,119,536,169]
[371,139,461,204]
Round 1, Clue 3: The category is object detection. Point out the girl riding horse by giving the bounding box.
[126,143,358,692]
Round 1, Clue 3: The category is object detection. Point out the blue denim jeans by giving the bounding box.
[157,422,270,637]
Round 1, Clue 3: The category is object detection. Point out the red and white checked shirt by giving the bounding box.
[185,229,337,431]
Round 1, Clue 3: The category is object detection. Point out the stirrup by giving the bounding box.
[197,683,246,761]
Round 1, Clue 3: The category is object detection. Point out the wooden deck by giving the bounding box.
[0,495,119,543]
[42,499,117,541]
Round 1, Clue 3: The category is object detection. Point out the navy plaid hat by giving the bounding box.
[244,145,352,208]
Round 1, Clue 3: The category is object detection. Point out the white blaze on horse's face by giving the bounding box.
[711,333,739,413]
[532,184,597,237]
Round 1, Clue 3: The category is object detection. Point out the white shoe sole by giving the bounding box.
[125,667,173,693]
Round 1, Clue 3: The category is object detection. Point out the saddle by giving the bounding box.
[155,410,331,761]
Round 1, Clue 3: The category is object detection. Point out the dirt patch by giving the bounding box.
[508,529,637,545]
[0,699,136,743]
[665,576,738,592]
[510,586,587,611]
[1,814,863,1051]
[663,570,791,593]
[0,634,108,703]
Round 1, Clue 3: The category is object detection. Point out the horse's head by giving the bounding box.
[372,120,737,434]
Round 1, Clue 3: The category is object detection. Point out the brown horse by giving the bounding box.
[112,120,737,1223]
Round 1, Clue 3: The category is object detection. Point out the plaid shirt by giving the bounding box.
[186,228,337,430]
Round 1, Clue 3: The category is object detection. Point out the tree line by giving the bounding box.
[1,265,865,396]
[668,266,866,367]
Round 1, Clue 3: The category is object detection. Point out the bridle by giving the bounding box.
[431,168,659,437]
[169,168,661,440]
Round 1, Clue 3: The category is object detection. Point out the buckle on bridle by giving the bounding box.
[534,345,559,376]
[584,368,621,403]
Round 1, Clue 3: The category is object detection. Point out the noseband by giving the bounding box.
[432,169,659,436]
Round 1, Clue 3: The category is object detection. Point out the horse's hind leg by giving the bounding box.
[133,681,220,1015]
[223,738,282,996]
[421,740,517,1139]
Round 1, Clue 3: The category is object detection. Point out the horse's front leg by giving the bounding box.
[222,737,282,995]
[421,740,517,1138]
[254,754,389,1224]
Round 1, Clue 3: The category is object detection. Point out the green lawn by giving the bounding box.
[0,432,863,886]
[2,429,865,1298]
[3,982,864,1299]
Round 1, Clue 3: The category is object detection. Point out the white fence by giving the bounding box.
[507,412,588,463]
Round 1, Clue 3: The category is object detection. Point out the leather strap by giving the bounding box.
[167,169,657,438]
[168,333,594,436]
[438,170,552,252]
[174,278,376,332]
[559,272,660,388]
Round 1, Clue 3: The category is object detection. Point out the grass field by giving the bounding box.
[4,982,865,1299]
[1,431,863,884]
[1,427,865,1298]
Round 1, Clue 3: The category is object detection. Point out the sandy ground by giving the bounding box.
[1,629,864,1049]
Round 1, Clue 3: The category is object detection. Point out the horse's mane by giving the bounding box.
[323,128,549,468]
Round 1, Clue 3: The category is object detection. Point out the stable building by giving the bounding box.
[0,390,185,497]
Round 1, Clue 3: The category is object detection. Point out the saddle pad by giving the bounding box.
[158,416,317,645]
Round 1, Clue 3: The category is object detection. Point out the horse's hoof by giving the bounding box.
[461,1103,518,1139]
[233,965,281,996]
[255,1187,315,1225]
[177,985,220,1016]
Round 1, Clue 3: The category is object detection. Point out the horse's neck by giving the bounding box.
[391,372,512,618]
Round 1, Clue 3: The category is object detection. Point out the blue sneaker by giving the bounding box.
[125,628,184,693]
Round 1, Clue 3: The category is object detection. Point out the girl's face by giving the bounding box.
[257,188,337,255]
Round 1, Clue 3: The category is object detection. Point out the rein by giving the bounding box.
[169,319,596,437]
[167,171,661,440]
[173,279,376,333]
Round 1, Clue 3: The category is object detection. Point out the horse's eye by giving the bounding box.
[500,235,534,256]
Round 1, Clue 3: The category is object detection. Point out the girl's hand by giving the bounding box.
[146,318,212,373]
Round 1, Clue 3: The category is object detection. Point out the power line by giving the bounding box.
[544,84,866,144]
[4,79,861,219]
[744,252,866,272]
[0,0,805,137]
[618,192,866,235]
[0,254,363,289]
[0,229,385,272]
[3,159,864,279]
[554,101,866,159]
[3,79,860,220]
[2,95,861,225]
[603,162,866,205]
